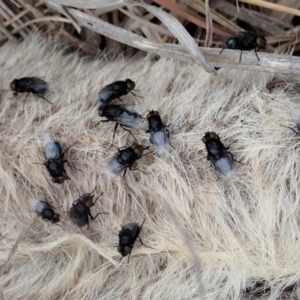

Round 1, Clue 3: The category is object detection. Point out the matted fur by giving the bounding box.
[0,37,300,300]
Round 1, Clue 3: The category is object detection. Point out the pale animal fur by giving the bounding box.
[0,36,300,300]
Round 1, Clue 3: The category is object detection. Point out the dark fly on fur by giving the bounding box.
[146,110,170,152]
[69,189,108,229]
[220,31,267,62]
[108,142,150,176]
[10,77,53,104]
[43,133,77,184]
[98,79,136,105]
[35,200,60,224]
[202,132,235,175]
[118,218,151,263]
[94,104,143,141]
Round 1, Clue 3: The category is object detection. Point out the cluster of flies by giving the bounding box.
[4,30,269,262]
[34,191,149,262]
[33,131,149,262]
[23,77,165,262]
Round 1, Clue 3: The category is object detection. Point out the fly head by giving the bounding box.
[10,79,17,91]
[256,36,267,49]
[51,213,60,223]
[52,175,68,184]
[147,110,159,119]
[118,245,132,257]
[132,143,148,158]
[98,105,105,117]
[202,131,218,144]
[125,79,135,91]
[81,194,94,208]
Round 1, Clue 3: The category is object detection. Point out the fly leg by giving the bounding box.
[88,211,109,221]
[254,47,260,62]
[138,219,153,249]
[111,122,120,145]
[64,160,83,173]
[23,93,31,108]
[120,124,136,140]
[36,94,53,104]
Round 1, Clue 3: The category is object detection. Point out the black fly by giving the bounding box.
[93,104,144,141]
[118,218,151,263]
[69,189,108,228]
[9,77,53,104]
[146,110,171,153]
[202,132,235,175]
[98,79,136,105]
[220,31,267,62]
[43,133,77,184]
[107,142,150,176]
[33,200,61,224]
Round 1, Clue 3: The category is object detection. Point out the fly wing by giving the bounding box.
[116,106,147,129]
[212,152,235,175]
[239,31,256,48]
[122,222,140,238]
[31,77,49,95]
[87,87,115,105]
[33,77,59,95]
[98,84,118,104]
[69,206,87,227]
[43,133,60,160]
[151,130,170,154]
[107,155,126,175]
[122,210,140,227]
[97,154,126,184]
[291,108,300,132]
[29,198,45,214]
[88,83,119,105]
[121,211,142,240]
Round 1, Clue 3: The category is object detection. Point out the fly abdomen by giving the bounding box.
[212,154,235,175]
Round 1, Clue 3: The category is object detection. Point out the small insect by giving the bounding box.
[118,218,151,263]
[43,133,77,184]
[107,142,150,176]
[69,189,108,228]
[146,110,171,153]
[202,132,235,175]
[94,104,144,141]
[34,200,61,224]
[220,31,267,62]
[98,79,136,105]
[9,77,53,104]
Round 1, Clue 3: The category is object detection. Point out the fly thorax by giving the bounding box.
[76,202,87,213]
[43,208,54,220]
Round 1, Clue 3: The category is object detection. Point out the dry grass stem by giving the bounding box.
[204,0,213,47]
[0,0,300,71]
[238,0,300,17]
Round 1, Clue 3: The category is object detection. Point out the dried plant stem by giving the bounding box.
[66,8,300,76]
[238,0,300,17]
[0,217,37,276]
[204,0,213,47]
